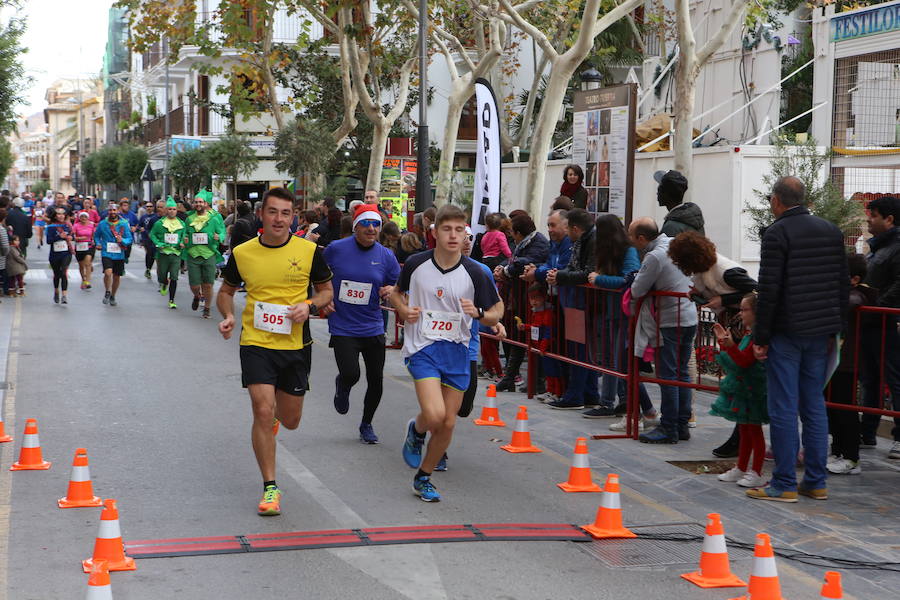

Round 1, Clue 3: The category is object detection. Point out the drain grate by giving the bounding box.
[579,522,754,568]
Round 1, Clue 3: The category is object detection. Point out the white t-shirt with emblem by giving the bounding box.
[397,250,500,359]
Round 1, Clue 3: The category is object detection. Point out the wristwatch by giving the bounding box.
[476,307,485,320]
[305,300,319,316]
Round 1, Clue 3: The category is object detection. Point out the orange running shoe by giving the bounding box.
[258,486,282,516]
[272,418,280,436]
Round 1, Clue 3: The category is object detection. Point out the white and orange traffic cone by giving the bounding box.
[85,560,113,600]
[500,406,541,453]
[557,438,601,492]
[59,448,103,508]
[681,513,746,588]
[729,533,784,600]
[473,384,506,427]
[820,571,843,599]
[582,473,637,539]
[82,499,136,573]
[0,411,11,443]
[10,418,51,470]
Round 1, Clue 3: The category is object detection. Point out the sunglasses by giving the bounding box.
[357,219,381,228]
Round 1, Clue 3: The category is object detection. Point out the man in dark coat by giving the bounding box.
[749,176,849,502]
[6,198,33,257]
[861,195,900,459]
[654,170,705,237]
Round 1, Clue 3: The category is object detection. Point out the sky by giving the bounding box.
[12,0,114,118]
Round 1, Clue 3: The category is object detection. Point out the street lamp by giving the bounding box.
[580,65,603,91]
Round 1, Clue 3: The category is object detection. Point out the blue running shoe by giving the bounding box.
[359,422,379,444]
[413,475,441,502]
[434,453,448,472]
[333,375,350,415]
[402,418,424,468]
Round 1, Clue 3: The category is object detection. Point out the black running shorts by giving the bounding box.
[101,257,125,276]
[239,344,310,396]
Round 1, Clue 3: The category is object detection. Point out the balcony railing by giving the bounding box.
[144,105,185,145]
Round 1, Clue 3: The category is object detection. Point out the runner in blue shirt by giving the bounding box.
[93,203,133,307]
[322,204,400,444]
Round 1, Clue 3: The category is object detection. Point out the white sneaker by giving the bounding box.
[889,441,900,460]
[827,458,861,475]
[609,416,645,432]
[717,467,745,482]
[538,393,559,404]
[737,470,767,488]
[826,454,841,466]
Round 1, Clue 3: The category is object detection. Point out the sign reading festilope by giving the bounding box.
[831,4,900,42]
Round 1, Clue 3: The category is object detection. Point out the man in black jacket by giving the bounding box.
[748,176,849,503]
[654,170,705,237]
[6,198,33,257]
[546,209,600,410]
[861,195,900,459]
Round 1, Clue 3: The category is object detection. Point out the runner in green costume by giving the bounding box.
[183,189,226,318]
[149,197,186,309]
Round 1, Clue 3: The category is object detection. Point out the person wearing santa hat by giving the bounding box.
[320,203,401,444]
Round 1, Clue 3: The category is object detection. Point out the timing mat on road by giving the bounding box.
[125,523,593,559]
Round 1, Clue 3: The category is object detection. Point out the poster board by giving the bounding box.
[381,157,417,229]
[572,84,637,223]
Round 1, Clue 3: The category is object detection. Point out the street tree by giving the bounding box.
[671,0,757,183]
[117,145,150,189]
[402,0,503,206]
[492,0,644,217]
[273,116,334,188]
[167,147,212,199]
[0,5,29,137]
[0,139,13,183]
[93,146,122,187]
[204,133,259,201]
[81,152,99,186]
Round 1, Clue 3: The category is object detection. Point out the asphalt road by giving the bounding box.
[0,246,888,599]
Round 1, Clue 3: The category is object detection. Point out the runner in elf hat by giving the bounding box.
[184,189,226,318]
[150,196,187,309]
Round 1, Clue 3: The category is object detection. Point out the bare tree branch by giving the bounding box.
[497,0,557,59]
[696,0,748,65]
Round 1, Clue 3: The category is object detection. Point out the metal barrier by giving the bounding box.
[381,277,900,440]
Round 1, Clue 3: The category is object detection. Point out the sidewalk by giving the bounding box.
[479,373,900,597]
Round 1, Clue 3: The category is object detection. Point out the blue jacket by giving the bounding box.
[534,236,573,282]
[593,246,641,317]
[94,219,133,260]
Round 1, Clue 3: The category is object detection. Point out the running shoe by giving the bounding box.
[827,458,861,475]
[435,453,448,472]
[258,486,282,516]
[737,470,766,488]
[144,269,151,279]
[80,281,87,290]
[402,418,424,468]
[159,285,167,296]
[86,283,92,290]
[191,295,200,311]
[413,475,440,502]
[359,422,379,444]
[333,375,350,415]
[169,301,177,309]
[273,418,280,436]
[889,441,900,460]
[717,467,745,482]
[60,296,67,305]
[103,291,110,305]
[202,306,211,319]
[109,295,117,307]
[53,291,59,304]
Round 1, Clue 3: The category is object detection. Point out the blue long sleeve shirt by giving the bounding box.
[94,219,133,260]
[534,237,573,282]
[593,246,641,289]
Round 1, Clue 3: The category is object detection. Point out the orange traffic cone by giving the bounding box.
[10,418,51,470]
[85,560,113,600]
[59,448,103,508]
[729,533,784,600]
[820,571,843,599]
[500,406,541,453]
[681,513,747,588]
[473,384,506,426]
[582,473,637,539]
[82,499,136,573]
[557,437,601,492]
[0,411,11,443]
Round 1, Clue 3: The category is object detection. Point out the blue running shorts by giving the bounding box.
[404,341,470,392]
